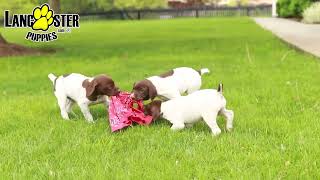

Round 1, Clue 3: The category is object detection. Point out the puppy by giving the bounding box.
[48,73,119,122]
[132,67,210,101]
[144,84,234,136]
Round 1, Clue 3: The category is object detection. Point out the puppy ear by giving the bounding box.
[82,79,98,99]
[150,101,161,120]
[148,84,157,101]
[152,111,160,120]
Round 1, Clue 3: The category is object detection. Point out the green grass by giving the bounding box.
[1,18,320,179]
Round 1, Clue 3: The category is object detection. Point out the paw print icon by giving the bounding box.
[32,4,54,31]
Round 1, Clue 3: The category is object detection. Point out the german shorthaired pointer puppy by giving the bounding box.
[132,67,210,101]
[144,84,234,136]
[48,73,119,122]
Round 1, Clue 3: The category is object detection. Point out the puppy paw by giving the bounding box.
[212,129,221,136]
[226,126,233,132]
[87,120,95,123]
[85,117,95,123]
[61,113,70,120]
[170,124,185,131]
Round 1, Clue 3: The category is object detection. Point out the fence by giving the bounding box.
[79,5,272,20]
[0,5,272,24]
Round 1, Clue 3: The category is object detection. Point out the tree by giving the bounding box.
[60,0,99,13]
[50,0,60,13]
[0,33,51,57]
[0,34,7,44]
[96,0,114,11]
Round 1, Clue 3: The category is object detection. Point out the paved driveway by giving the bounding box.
[254,18,320,57]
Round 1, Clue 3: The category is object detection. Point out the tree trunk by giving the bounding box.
[0,33,7,44]
[50,0,61,14]
[0,33,54,57]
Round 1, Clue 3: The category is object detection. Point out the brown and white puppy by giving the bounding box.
[48,73,119,122]
[144,84,234,136]
[132,67,210,101]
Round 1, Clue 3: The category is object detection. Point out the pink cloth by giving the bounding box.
[108,92,153,132]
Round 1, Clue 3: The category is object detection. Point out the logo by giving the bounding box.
[32,4,54,31]
[3,4,80,42]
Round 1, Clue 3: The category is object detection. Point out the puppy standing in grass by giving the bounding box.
[144,84,234,136]
[132,67,210,101]
[48,73,119,122]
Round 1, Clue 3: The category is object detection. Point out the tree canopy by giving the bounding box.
[0,0,38,18]
[0,0,167,17]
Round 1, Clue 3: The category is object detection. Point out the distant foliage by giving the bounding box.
[0,0,37,18]
[60,0,101,13]
[60,0,166,13]
[276,0,317,18]
[96,0,114,11]
[303,2,320,24]
[114,0,167,9]
[0,0,167,16]
[227,0,249,7]
[202,0,220,6]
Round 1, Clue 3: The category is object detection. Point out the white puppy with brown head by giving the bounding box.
[48,73,120,122]
[144,84,234,136]
[132,67,210,101]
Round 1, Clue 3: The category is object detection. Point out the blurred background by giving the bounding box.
[0,0,274,20]
[1,0,319,20]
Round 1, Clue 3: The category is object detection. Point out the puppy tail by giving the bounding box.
[217,83,223,94]
[198,68,210,75]
[48,73,57,83]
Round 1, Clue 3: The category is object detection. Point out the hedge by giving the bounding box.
[277,0,318,18]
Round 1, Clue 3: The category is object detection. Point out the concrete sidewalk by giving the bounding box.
[254,18,320,57]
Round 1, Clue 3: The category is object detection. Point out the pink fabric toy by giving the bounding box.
[108,92,153,132]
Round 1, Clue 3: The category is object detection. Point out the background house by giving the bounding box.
[168,0,204,8]
[218,0,272,6]
[168,0,273,8]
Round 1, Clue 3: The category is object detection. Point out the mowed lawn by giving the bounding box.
[1,18,320,179]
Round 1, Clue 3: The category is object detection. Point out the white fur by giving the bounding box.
[148,67,209,100]
[48,73,109,122]
[160,89,234,136]
[200,68,210,75]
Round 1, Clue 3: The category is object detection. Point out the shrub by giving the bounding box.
[277,0,315,18]
[303,2,320,23]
